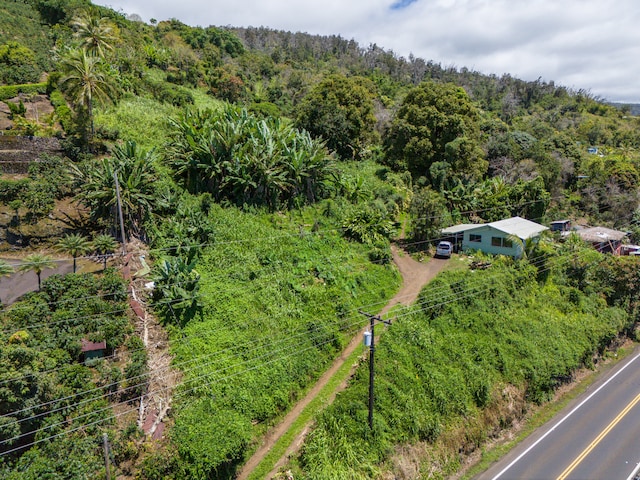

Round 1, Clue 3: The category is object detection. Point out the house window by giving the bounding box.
[469,234,482,243]
[491,236,514,248]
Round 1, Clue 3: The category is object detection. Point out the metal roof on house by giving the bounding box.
[441,217,547,240]
[441,223,479,234]
[487,216,548,240]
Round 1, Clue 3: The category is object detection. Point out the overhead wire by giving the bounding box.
[0,188,633,455]
[0,206,616,420]
[0,196,620,408]
[0,249,584,451]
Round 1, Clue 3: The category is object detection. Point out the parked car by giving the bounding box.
[435,241,453,258]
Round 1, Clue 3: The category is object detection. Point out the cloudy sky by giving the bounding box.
[95,0,640,102]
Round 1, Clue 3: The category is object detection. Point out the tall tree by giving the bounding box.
[384,81,487,185]
[70,10,118,58]
[296,74,377,160]
[17,253,55,291]
[56,233,92,273]
[58,48,118,142]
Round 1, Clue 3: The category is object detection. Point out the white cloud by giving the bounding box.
[95,0,640,102]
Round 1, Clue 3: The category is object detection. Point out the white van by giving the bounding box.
[436,241,453,258]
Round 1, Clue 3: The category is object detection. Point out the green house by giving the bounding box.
[442,216,548,259]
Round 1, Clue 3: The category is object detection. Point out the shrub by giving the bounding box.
[49,89,73,133]
[0,178,29,203]
[0,82,47,101]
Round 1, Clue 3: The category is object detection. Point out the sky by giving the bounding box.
[95,0,640,103]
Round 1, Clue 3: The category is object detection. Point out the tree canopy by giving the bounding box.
[296,74,378,160]
[384,81,487,186]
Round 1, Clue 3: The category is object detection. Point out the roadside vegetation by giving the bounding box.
[0,0,639,478]
[296,250,639,478]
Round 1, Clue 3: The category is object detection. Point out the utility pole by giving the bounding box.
[113,171,127,255]
[102,433,111,480]
[359,311,392,430]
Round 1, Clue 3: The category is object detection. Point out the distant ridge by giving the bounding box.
[608,102,640,115]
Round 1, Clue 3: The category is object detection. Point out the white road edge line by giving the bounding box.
[624,459,640,480]
[492,351,640,480]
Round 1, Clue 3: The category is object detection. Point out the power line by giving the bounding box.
[0,251,581,449]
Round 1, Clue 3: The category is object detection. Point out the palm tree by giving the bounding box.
[56,234,92,273]
[69,141,158,238]
[92,234,118,270]
[70,11,118,58]
[18,254,56,291]
[0,260,14,278]
[0,260,14,305]
[58,48,118,141]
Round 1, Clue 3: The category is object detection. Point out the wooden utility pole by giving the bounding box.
[113,171,127,255]
[359,311,392,430]
[102,433,111,480]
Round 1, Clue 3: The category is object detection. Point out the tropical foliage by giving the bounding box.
[70,140,159,237]
[0,271,137,479]
[55,233,91,272]
[168,105,334,210]
[299,250,634,478]
[17,253,55,291]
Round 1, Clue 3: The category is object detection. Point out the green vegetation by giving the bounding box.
[298,250,637,478]
[138,204,400,477]
[168,106,333,209]
[0,271,136,479]
[296,74,378,160]
[0,0,639,478]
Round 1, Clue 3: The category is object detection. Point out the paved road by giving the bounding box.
[0,257,73,305]
[475,350,640,480]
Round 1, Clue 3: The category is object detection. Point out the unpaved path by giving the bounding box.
[237,246,449,480]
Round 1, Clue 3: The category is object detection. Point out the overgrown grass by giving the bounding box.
[246,334,369,480]
[95,95,179,149]
[155,204,400,478]
[461,346,633,479]
[296,252,632,478]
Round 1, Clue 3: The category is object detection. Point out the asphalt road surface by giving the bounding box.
[476,350,640,480]
[0,257,73,305]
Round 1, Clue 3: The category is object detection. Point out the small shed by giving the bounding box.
[550,220,571,232]
[442,216,548,259]
[572,227,628,254]
[81,339,107,362]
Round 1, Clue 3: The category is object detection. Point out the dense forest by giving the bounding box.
[0,0,639,478]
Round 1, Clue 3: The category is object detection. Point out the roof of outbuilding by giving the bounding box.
[573,226,628,243]
[81,339,107,352]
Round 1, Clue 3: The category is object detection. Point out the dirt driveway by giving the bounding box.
[237,245,449,479]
